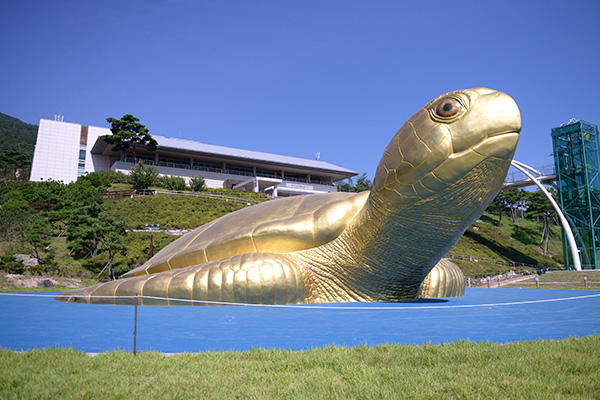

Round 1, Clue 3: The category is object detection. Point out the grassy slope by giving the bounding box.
[1,337,599,399]
[448,212,564,276]
[104,193,247,230]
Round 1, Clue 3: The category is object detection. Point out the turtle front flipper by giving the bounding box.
[55,253,308,306]
[418,259,465,298]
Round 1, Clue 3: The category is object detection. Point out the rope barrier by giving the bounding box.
[2,292,600,310]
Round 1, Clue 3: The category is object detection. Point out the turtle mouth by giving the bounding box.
[468,131,520,160]
[486,129,520,139]
[394,130,519,202]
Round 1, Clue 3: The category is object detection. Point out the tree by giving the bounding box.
[95,213,128,280]
[129,161,159,190]
[503,189,521,223]
[66,189,107,258]
[189,175,206,192]
[65,184,127,279]
[490,189,533,225]
[102,114,158,163]
[21,215,52,261]
[354,173,372,192]
[518,189,530,219]
[22,180,65,212]
[0,145,32,180]
[337,173,372,193]
[0,182,57,264]
[336,179,352,192]
[527,189,558,255]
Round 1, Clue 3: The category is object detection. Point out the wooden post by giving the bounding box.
[536,275,539,288]
[584,276,588,288]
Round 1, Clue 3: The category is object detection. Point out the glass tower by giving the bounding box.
[552,120,600,269]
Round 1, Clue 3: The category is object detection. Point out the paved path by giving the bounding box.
[475,275,537,288]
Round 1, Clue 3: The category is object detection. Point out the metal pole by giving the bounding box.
[150,230,154,258]
[133,293,138,356]
[510,160,582,271]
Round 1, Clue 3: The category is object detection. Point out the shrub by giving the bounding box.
[0,253,24,274]
[79,171,130,187]
[161,175,186,191]
[189,175,206,192]
[202,187,268,199]
[113,264,130,277]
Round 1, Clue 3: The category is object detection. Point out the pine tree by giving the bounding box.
[102,114,158,163]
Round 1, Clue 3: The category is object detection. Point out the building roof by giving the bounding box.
[92,132,357,176]
[154,135,356,174]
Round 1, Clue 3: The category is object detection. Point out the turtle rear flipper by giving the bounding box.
[418,259,465,298]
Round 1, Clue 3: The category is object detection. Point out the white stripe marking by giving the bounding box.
[2,292,600,310]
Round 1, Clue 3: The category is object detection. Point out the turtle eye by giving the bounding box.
[434,98,462,118]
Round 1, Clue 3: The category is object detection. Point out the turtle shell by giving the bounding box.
[124,191,369,277]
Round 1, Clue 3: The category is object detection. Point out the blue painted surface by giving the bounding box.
[1,288,599,353]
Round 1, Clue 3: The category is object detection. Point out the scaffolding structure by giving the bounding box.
[552,120,600,269]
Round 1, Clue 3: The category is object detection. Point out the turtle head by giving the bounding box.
[373,88,521,206]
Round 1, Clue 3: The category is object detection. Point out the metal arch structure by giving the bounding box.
[510,160,582,271]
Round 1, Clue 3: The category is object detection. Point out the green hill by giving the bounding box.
[0,112,37,154]
[448,212,564,277]
[0,112,38,180]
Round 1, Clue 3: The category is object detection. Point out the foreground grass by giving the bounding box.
[1,336,599,399]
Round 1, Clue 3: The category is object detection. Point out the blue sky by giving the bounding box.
[2,0,599,180]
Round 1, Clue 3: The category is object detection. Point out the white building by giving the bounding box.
[30,118,357,197]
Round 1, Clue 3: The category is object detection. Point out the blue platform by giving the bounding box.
[1,288,599,353]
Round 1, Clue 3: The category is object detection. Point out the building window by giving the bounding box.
[192,161,222,173]
[124,154,155,165]
[226,165,253,177]
[157,157,190,169]
[256,169,280,179]
[284,172,309,183]
[78,143,87,177]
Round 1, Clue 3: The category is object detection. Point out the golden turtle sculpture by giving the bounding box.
[56,87,521,305]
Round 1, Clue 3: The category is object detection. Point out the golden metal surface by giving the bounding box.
[419,259,465,298]
[56,88,521,305]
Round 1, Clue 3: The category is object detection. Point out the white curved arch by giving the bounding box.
[510,160,582,271]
